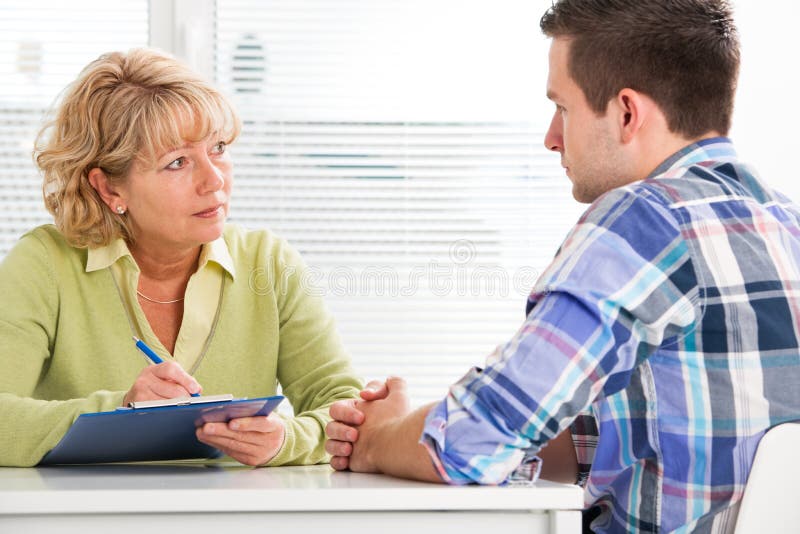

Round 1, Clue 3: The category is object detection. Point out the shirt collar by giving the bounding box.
[86,236,236,280]
[200,236,236,280]
[647,136,738,180]
[86,237,134,273]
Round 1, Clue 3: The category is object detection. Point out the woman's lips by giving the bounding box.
[193,204,223,218]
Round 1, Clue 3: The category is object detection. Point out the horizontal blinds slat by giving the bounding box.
[0,2,147,101]
[329,294,523,402]
[0,1,577,407]
[0,1,148,255]
[215,0,575,405]
[215,0,548,122]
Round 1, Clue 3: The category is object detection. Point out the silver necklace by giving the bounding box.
[136,290,185,304]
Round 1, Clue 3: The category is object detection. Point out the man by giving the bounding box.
[325,1,800,532]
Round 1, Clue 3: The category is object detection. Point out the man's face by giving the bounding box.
[544,38,628,203]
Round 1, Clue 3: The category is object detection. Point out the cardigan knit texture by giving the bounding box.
[0,224,362,467]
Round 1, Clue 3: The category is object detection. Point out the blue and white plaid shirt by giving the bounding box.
[421,138,800,533]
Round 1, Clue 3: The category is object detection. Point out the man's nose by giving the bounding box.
[544,111,563,153]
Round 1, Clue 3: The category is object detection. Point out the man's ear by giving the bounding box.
[614,88,647,144]
[87,168,125,212]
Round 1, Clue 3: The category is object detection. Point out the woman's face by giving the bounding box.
[120,133,233,255]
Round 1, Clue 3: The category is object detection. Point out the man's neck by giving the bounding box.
[636,130,723,182]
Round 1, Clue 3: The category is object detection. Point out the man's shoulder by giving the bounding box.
[578,182,677,234]
[648,155,787,208]
[580,154,788,232]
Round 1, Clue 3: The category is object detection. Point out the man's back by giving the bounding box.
[567,137,800,532]
[324,3,800,533]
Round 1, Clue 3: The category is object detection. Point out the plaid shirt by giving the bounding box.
[421,138,800,533]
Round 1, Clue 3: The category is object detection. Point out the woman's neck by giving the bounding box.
[128,240,201,283]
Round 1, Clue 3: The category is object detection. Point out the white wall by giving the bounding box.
[731,0,800,201]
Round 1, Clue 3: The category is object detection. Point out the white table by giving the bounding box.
[0,463,584,534]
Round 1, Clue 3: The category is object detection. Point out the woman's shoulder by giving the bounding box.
[222,224,305,267]
[1,224,84,290]
[9,224,79,262]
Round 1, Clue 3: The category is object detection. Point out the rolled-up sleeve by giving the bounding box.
[419,188,697,485]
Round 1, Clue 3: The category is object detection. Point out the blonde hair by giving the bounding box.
[34,48,242,248]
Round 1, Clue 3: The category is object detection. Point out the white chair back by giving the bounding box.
[734,422,800,533]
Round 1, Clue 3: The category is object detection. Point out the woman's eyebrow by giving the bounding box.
[157,142,193,160]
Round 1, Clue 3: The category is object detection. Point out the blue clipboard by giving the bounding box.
[39,394,284,465]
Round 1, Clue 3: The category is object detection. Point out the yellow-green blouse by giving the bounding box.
[0,224,362,467]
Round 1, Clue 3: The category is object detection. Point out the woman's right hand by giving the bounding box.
[122,361,202,406]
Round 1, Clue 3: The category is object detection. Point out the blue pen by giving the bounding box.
[132,336,200,397]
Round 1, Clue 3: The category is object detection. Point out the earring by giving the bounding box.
[115,205,126,215]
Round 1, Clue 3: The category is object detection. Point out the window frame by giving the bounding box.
[149,0,215,80]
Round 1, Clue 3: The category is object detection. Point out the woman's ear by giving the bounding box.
[614,88,648,144]
[87,168,126,214]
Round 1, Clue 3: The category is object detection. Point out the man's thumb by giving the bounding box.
[385,376,408,394]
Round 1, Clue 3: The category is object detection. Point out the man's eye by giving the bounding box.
[211,142,226,155]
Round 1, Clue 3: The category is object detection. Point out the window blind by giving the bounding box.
[0,0,148,254]
[215,0,585,404]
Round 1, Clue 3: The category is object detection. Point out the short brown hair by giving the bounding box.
[540,0,739,137]
[34,48,241,248]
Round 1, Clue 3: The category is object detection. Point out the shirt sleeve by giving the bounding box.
[569,408,598,486]
[419,188,699,484]
[0,231,125,467]
[266,238,362,466]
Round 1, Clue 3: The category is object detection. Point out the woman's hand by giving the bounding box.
[122,361,202,406]
[196,413,286,466]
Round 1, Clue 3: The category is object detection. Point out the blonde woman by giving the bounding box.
[0,48,361,467]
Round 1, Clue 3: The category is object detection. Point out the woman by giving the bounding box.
[0,48,361,467]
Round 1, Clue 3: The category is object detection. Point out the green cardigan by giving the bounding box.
[0,224,362,467]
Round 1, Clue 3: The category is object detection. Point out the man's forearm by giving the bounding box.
[367,402,444,483]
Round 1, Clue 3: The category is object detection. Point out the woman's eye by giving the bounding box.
[166,157,186,170]
[211,141,226,155]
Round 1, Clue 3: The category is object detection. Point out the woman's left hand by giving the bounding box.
[196,413,286,466]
